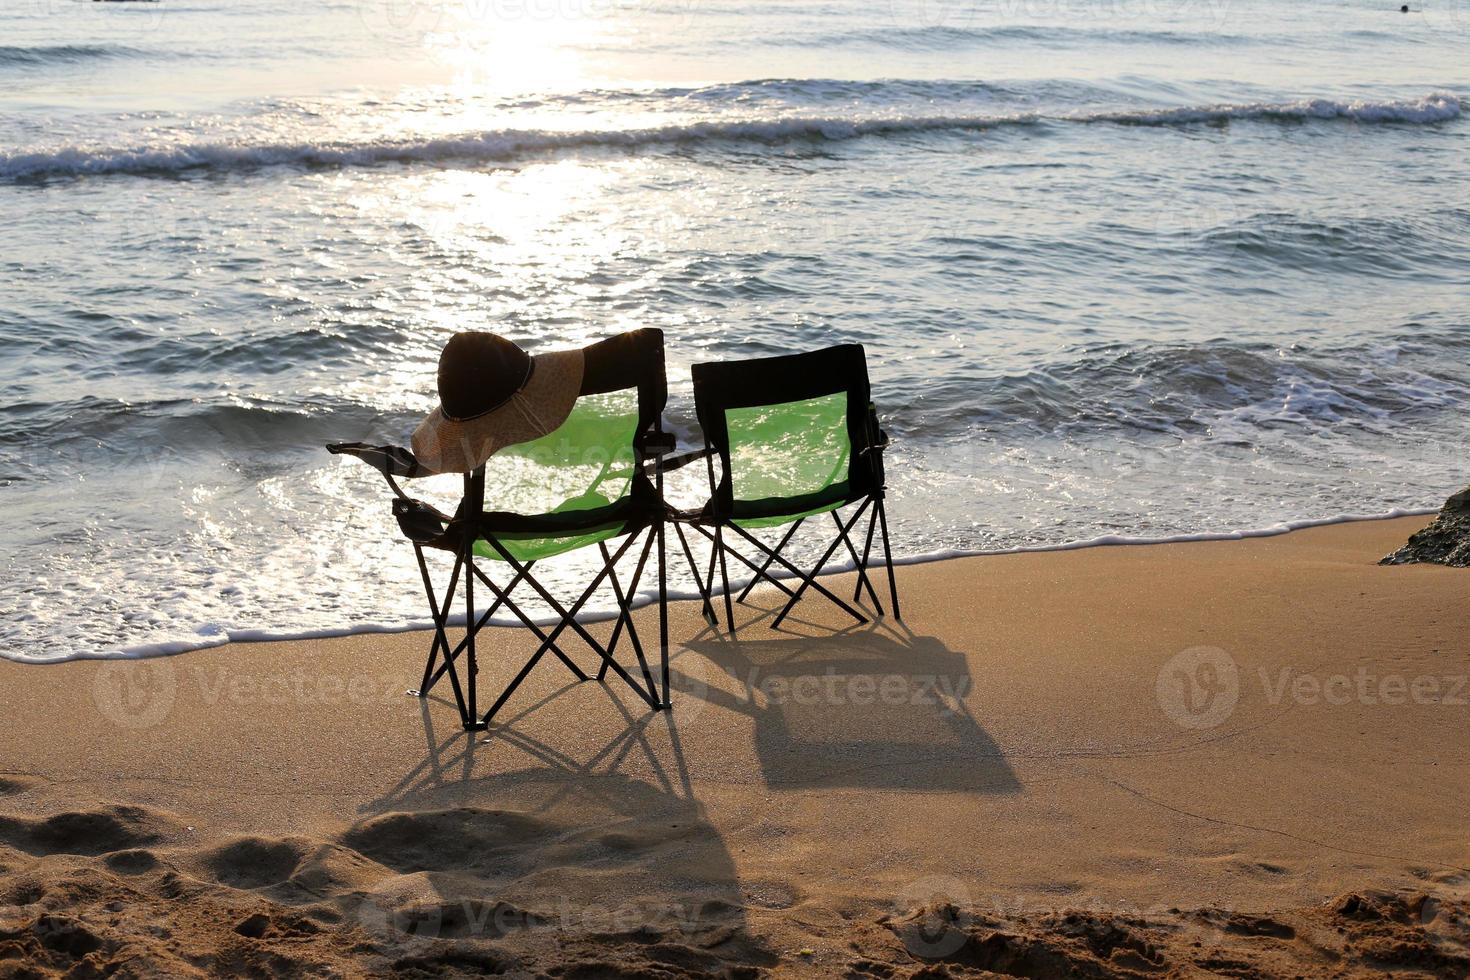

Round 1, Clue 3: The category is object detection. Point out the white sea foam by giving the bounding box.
[1089,92,1462,126]
[45,507,1429,665]
[0,94,1458,181]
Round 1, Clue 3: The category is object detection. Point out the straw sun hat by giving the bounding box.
[411,332,584,474]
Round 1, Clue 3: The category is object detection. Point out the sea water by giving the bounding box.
[2,0,1467,660]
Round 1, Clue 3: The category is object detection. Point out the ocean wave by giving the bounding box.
[1196,210,1470,275]
[1,93,1459,181]
[0,43,153,67]
[779,24,1255,50]
[0,395,410,462]
[965,336,1470,439]
[1091,92,1462,125]
[0,116,1031,181]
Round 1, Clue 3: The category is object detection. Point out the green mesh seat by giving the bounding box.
[328,328,675,731]
[670,343,900,633]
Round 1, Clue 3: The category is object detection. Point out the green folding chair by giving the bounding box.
[668,343,900,632]
[328,328,674,730]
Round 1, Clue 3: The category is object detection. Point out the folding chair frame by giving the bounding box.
[409,465,672,731]
[328,327,677,731]
[663,343,902,635]
[679,494,901,634]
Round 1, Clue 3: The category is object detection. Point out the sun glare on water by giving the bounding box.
[378,0,650,96]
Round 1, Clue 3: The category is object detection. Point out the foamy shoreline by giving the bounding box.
[0,503,1440,665]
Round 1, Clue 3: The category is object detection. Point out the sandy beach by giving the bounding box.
[1,514,1467,977]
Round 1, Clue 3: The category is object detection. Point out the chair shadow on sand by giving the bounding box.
[346,593,1016,969]
[674,603,1021,795]
[351,690,773,973]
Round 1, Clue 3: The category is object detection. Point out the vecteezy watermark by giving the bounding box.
[744,667,970,714]
[662,647,971,725]
[1422,0,1470,37]
[188,666,413,707]
[1152,189,1243,256]
[355,0,687,43]
[92,658,179,730]
[886,886,1251,965]
[891,0,1234,31]
[890,0,978,29]
[1156,647,1469,729]
[891,875,975,958]
[91,661,425,729]
[1258,667,1469,709]
[356,891,717,955]
[31,0,169,34]
[1155,646,1239,730]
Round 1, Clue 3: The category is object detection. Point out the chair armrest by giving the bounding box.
[859,429,891,455]
[326,442,430,479]
[656,446,715,473]
[642,430,678,456]
[392,496,451,543]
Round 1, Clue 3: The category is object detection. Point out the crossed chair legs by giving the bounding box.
[410,524,670,731]
[407,497,897,727]
[671,494,901,634]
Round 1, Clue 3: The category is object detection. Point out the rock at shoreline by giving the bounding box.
[1381,486,1470,566]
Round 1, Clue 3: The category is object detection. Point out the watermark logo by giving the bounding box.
[893,0,977,29]
[356,892,445,956]
[1421,882,1470,958]
[892,875,974,958]
[1153,190,1243,256]
[356,0,695,43]
[357,0,450,41]
[1422,0,1470,36]
[1260,667,1467,708]
[1157,646,1468,730]
[661,645,712,721]
[92,659,178,729]
[1155,646,1239,730]
[957,0,1233,29]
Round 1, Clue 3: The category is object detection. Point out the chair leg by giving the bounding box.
[479,532,622,679]
[462,571,604,727]
[479,532,660,725]
[689,524,797,600]
[877,496,901,621]
[597,541,623,682]
[412,545,459,697]
[597,532,658,701]
[714,523,735,634]
[740,503,871,629]
[430,561,579,711]
[736,519,802,604]
[719,521,867,627]
[674,522,718,626]
[465,560,586,682]
[833,508,883,615]
[411,545,470,724]
[658,519,670,708]
[463,544,480,729]
[702,527,721,616]
[855,505,879,602]
[422,559,536,695]
[482,642,550,725]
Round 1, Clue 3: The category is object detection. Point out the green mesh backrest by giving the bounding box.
[725,392,850,504]
[691,344,875,523]
[479,390,639,517]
